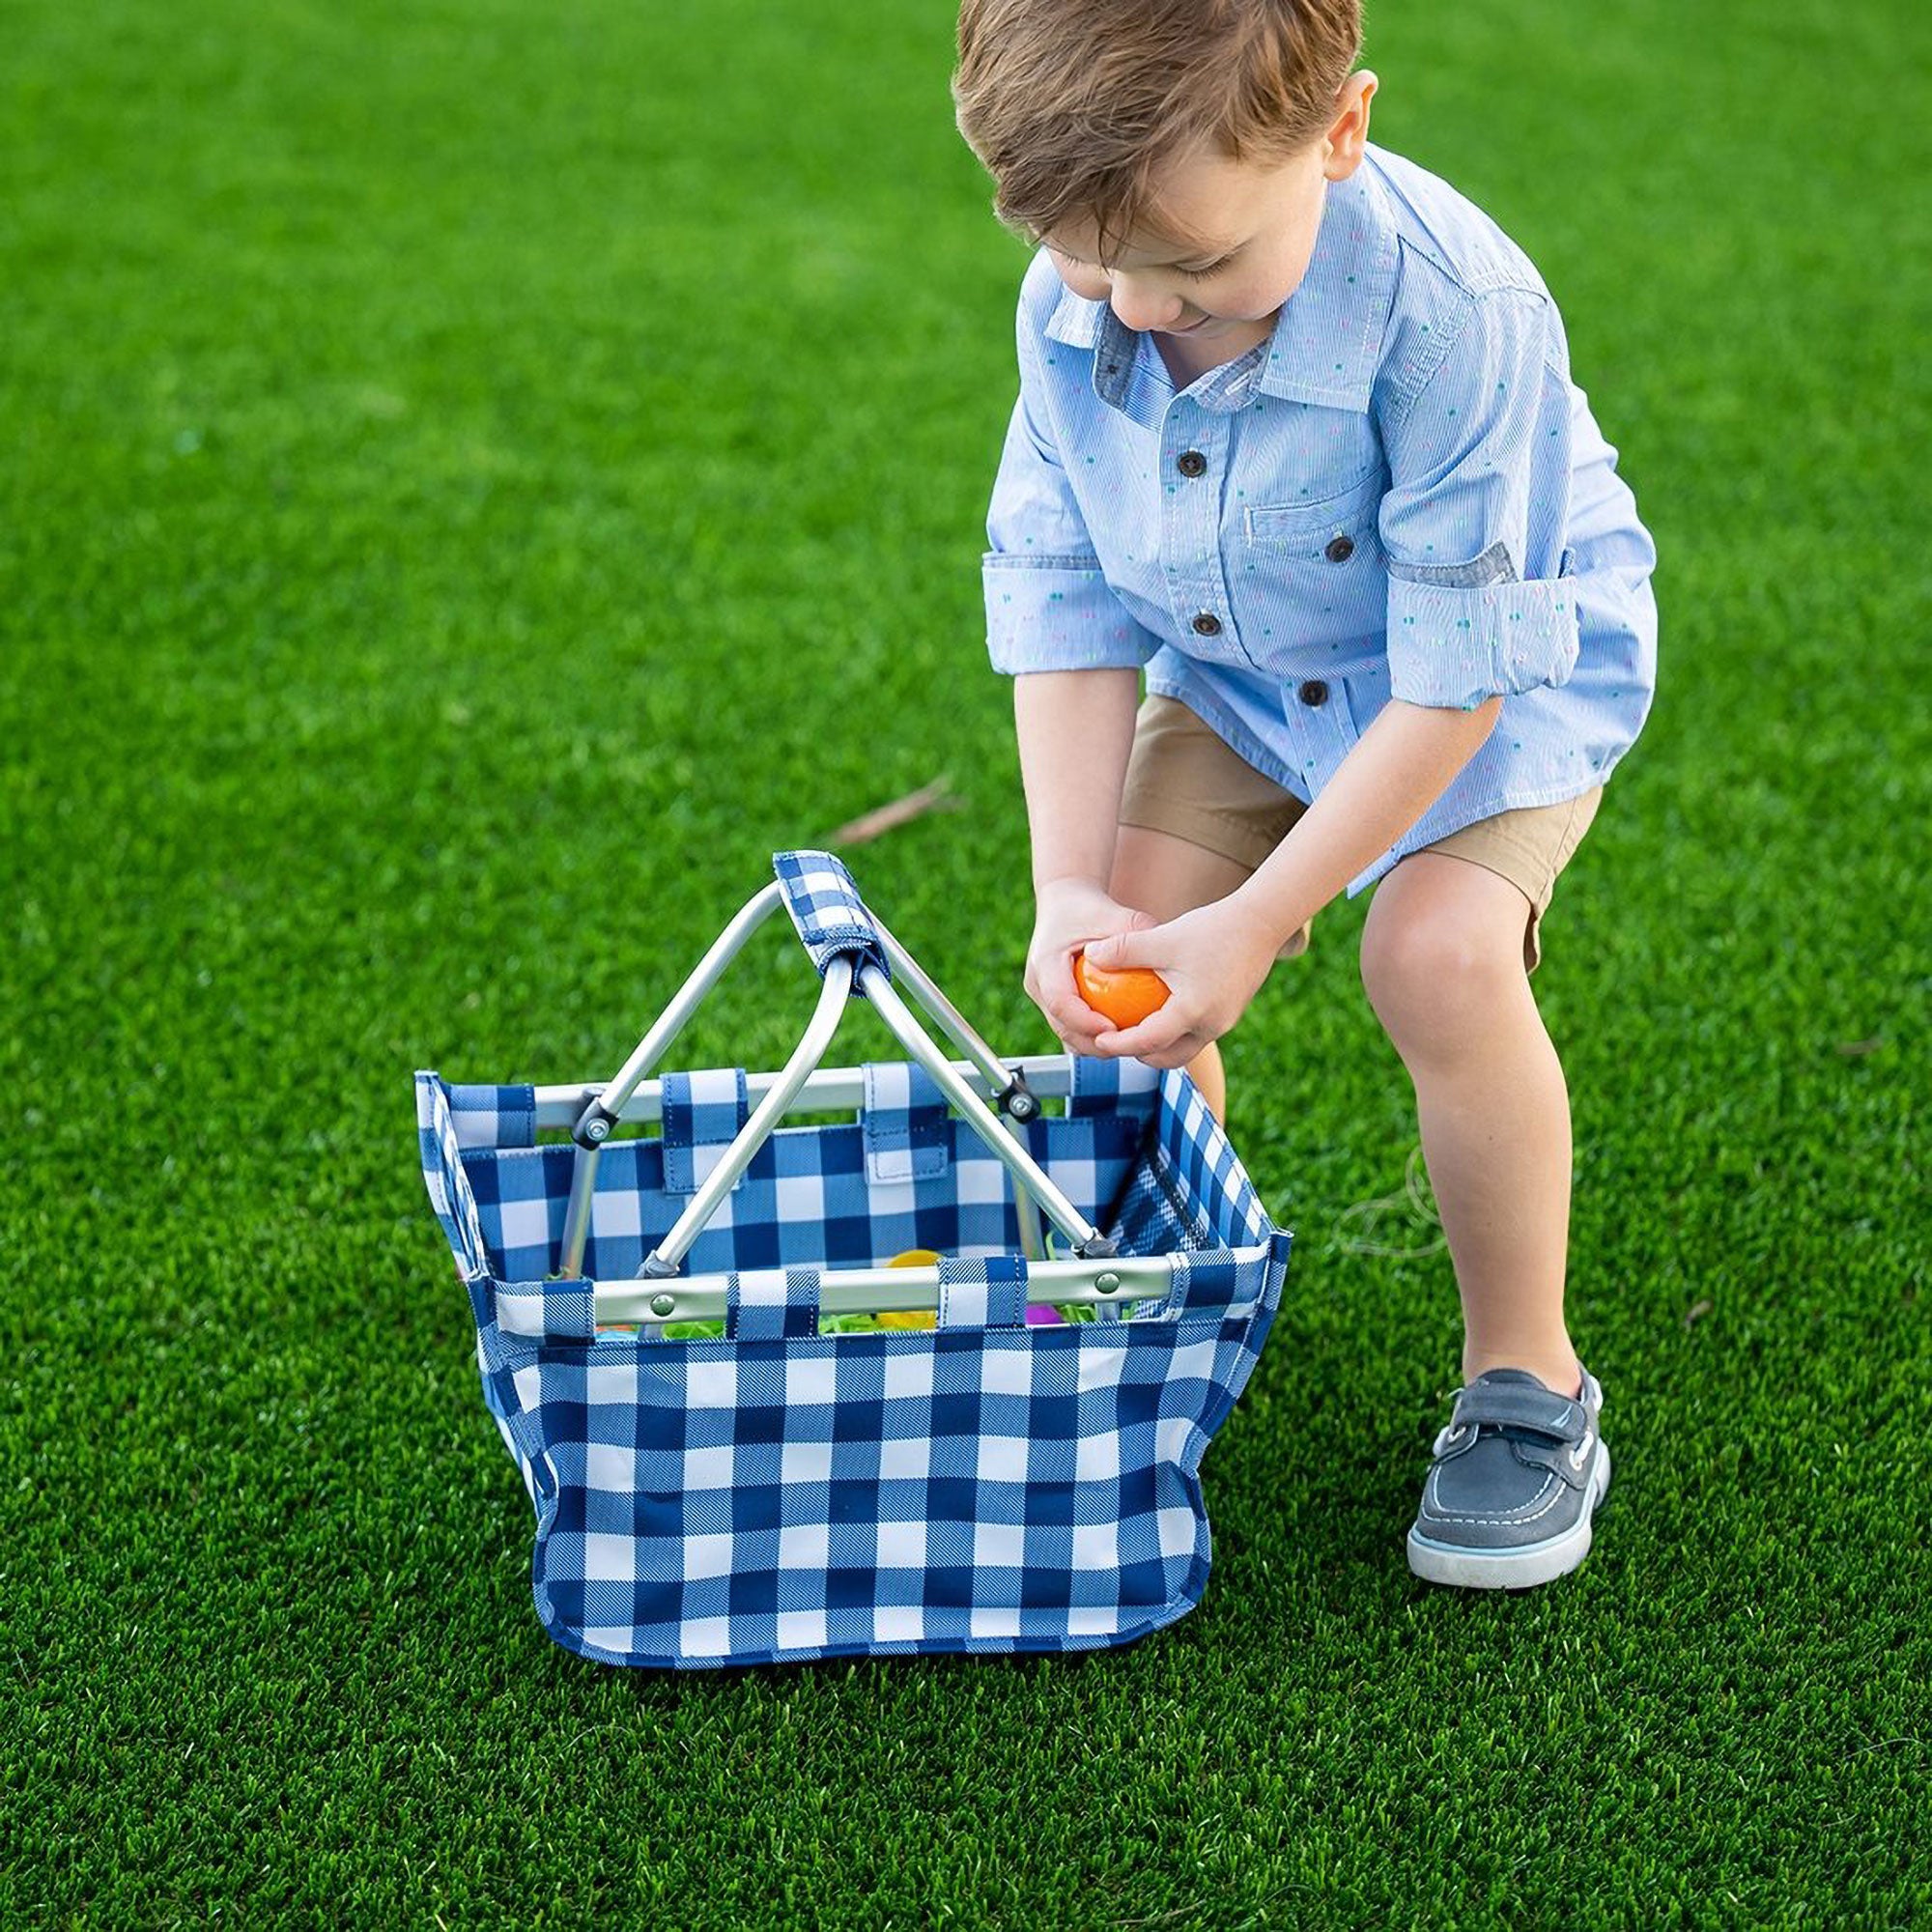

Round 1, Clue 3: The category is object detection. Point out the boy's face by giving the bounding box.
[1039,73,1376,356]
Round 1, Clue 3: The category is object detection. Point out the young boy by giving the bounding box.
[953,0,1657,1588]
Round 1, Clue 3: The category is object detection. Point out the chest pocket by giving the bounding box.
[1237,471,1386,671]
[1244,470,1384,557]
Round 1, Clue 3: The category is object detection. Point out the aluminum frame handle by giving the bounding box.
[636,957,855,1278]
[557,854,1109,1283]
[556,881,784,1277]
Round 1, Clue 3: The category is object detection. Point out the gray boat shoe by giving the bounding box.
[1406,1367,1610,1590]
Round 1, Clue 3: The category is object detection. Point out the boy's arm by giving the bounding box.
[1082,693,1500,1064]
[1014,668,1139,891]
[1238,693,1502,947]
[982,259,1165,1050]
[984,257,1163,681]
[1013,668,1151,1054]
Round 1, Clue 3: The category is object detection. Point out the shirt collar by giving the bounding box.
[1042,152,1400,415]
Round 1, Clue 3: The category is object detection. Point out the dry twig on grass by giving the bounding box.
[826,777,960,848]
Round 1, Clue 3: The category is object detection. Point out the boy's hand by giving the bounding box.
[1025,877,1161,1056]
[1075,897,1281,1068]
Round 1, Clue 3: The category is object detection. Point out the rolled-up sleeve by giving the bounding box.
[1379,287,1580,710]
[983,291,1158,674]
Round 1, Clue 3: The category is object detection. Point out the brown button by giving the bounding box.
[1298,679,1329,707]
[1176,450,1208,478]
[1324,533,1355,563]
[1191,611,1222,637]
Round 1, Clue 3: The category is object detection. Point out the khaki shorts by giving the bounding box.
[1119,696,1602,971]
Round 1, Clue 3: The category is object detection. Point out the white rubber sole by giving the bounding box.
[1406,1444,1612,1591]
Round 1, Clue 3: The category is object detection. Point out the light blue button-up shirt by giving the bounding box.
[983,145,1658,891]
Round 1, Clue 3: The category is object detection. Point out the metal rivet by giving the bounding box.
[1095,1271,1122,1295]
[650,1293,676,1318]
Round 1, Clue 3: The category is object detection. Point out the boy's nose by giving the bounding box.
[1108,277,1185,332]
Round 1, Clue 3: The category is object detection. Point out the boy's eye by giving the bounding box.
[1177,257,1232,281]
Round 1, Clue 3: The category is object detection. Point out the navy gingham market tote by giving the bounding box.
[415,852,1292,1669]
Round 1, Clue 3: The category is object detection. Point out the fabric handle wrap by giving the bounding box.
[772,851,892,982]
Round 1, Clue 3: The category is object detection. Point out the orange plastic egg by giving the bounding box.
[1074,952,1171,1028]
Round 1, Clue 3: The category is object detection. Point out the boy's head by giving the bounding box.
[954,0,1365,259]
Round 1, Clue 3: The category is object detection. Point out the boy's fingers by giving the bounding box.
[1047,994,1110,1046]
[1082,927,1158,972]
[1094,1034,1198,1069]
[1094,1006,1195,1061]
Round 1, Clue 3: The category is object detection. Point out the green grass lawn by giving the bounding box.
[5,0,1928,1921]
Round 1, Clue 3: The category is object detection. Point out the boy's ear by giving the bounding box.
[1322,71,1378,182]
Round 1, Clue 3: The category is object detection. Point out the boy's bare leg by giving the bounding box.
[1109,824,1245,1120]
[1359,853,1582,1397]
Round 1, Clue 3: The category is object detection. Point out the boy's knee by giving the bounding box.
[1360,895,1522,1051]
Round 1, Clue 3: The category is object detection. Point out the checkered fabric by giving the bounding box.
[433,1067,1159,1289]
[862,1063,949,1184]
[772,850,891,982]
[415,1058,1290,1669]
[444,1083,536,1152]
[661,1067,750,1195]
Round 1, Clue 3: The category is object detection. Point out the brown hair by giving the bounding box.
[954,0,1362,255]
